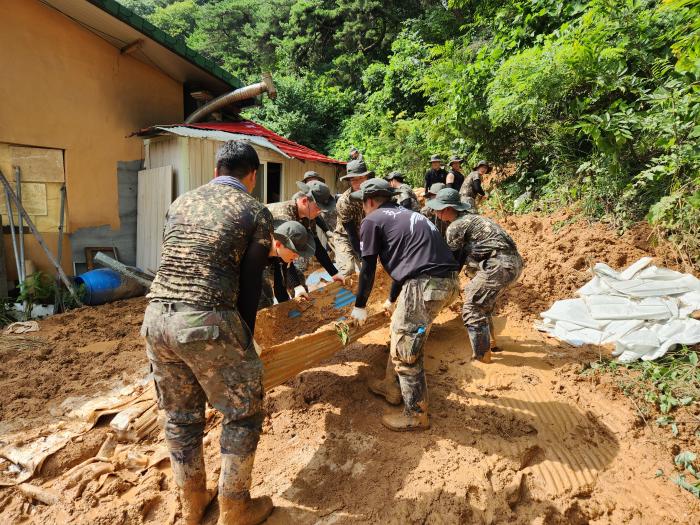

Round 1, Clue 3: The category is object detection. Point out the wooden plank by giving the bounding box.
[136,166,173,272]
[9,146,64,183]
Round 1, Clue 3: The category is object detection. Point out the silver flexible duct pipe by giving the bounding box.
[185,73,277,124]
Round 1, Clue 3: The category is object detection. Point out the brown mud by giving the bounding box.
[1,211,699,523]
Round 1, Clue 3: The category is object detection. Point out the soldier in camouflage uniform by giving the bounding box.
[142,141,274,525]
[349,179,459,431]
[258,222,318,308]
[334,158,372,276]
[385,171,420,211]
[261,181,343,307]
[420,183,448,237]
[427,188,523,364]
[460,160,490,210]
[299,171,338,251]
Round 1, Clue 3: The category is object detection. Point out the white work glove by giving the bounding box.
[382,299,395,315]
[253,340,262,356]
[331,273,345,284]
[294,285,309,300]
[350,306,368,326]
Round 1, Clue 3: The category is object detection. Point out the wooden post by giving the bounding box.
[0,169,82,306]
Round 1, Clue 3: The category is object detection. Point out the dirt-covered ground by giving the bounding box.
[1,210,698,524]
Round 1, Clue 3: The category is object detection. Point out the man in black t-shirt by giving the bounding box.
[424,154,448,192]
[348,179,459,431]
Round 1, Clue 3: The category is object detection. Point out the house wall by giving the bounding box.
[145,136,340,200]
[0,0,183,279]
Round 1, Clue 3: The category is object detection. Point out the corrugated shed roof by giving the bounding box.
[154,126,290,159]
[148,120,345,166]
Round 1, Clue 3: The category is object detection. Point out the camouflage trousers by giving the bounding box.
[333,234,361,277]
[390,274,459,412]
[141,302,263,461]
[462,252,523,327]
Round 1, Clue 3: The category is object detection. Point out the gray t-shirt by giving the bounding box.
[360,203,458,282]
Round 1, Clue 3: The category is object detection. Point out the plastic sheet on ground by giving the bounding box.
[0,382,151,486]
[537,257,700,362]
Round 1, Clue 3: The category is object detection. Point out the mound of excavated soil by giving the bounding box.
[494,209,684,321]
[0,298,148,433]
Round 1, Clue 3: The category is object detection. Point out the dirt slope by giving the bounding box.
[1,211,698,523]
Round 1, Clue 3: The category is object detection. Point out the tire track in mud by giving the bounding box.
[467,322,619,497]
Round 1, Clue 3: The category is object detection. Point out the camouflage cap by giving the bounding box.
[296,181,336,212]
[302,170,326,183]
[349,178,395,201]
[384,171,404,182]
[473,160,492,172]
[341,158,374,180]
[429,154,443,163]
[448,155,463,166]
[426,188,473,212]
[273,220,316,258]
[427,182,446,196]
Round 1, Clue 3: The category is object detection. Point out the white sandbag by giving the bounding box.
[539,257,700,362]
[540,299,607,329]
[585,295,672,321]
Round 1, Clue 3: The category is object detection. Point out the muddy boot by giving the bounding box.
[382,372,429,431]
[468,323,492,363]
[218,453,273,525]
[368,356,402,405]
[487,317,502,353]
[171,446,210,525]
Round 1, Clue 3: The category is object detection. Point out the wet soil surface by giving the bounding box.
[1,211,698,523]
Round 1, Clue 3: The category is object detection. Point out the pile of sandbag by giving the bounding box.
[537,257,700,362]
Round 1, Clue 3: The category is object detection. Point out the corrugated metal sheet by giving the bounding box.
[146,120,345,166]
[155,126,290,159]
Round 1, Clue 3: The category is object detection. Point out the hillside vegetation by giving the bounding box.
[123,0,699,266]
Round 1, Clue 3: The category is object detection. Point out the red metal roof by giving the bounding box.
[189,120,345,166]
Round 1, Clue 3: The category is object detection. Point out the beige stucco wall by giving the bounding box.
[0,0,183,279]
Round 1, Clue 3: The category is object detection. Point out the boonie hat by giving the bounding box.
[302,170,325,183]
[273,221,316,258]
[426,188,473,212]
[473,160,492,173]
[341,158,374,180]
[429,154,443,163]
[427,182,446,196]
[384,171,404,182]
[349,178,395,201]
[448,155,463,166]
[296,181,336,212]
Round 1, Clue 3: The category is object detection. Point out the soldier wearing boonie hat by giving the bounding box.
[333,158,374,276]
[420,182,449,237]
[446,155,465,192]
[423,154,448,193]
[461,159,491,210]
[301,170,326,184]
[385,171,420,212]
[348,179,460,432]
[427,188,522,364]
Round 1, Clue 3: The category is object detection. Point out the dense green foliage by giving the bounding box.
[122,0,700,264]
